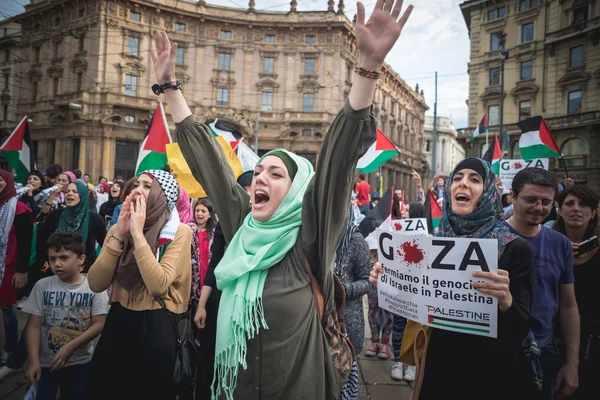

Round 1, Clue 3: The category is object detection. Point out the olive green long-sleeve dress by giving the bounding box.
[175,101,375,400]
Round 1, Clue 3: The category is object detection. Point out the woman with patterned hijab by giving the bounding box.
[371,157,536,399]
[86,170,192,400]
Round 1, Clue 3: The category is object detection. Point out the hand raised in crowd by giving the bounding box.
[369,262,383,288]
[116,194,133,237]
[563,176,574,188]
[129,192,147,238]
[355,0,413,69]
[411,169,422,186]
[50,342,76,372]
[471,270,512,313]
[150,31,177,85]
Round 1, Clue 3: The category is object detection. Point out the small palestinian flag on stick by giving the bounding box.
[471,114,488,142]
[357,129,399,174]
[482,133,502,175]
[424,190,442,232]
[135,103,172,175]
[517,116,566,176]
[0,116,36,184]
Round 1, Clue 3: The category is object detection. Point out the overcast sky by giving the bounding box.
[2,0,471,128]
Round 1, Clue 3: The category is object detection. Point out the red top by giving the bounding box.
[198,230,210,287]
[355,182,371,206]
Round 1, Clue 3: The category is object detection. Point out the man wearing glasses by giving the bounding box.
[505,168,580,400]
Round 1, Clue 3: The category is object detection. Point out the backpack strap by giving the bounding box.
[303,256,324,321]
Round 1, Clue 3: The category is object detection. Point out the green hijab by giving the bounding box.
[58,182,89,243]
[212,149,315,400]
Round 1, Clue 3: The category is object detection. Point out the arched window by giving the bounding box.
[561,137,588,167]
[512,140,522,159]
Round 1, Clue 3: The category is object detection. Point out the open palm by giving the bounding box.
[356,0,413,67]
[150,32,177,85]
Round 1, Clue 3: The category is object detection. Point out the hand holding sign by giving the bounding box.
[471,270,512,313]
[369,262,383,288]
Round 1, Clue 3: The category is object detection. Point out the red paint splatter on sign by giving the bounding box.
[394,222,403,231]
[399,240,425,265]
[514,162,523,169]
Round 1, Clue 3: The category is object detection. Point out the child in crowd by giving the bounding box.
[23,232,109,400]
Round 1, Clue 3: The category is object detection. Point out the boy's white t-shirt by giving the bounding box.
[22,275,110,368]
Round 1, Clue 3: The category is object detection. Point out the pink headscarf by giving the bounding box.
[177,187,195,224]
[64,171,77,184]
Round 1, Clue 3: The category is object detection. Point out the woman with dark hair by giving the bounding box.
[371,157,535,399]
[109,178,136,228]
[19,170,48,220]
[190,198,215,316]
[151,1,412,396]
[553,185,600,399]
[99,182,124,224]
[86,170,192,399]
[37,182,106,273]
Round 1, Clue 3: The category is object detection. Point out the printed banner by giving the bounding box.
[376,229,499,338]
[391,218,428,236]
[500,158,549,190]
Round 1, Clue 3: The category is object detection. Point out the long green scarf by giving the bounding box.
[58,182,89,243]
[213,149,314,400]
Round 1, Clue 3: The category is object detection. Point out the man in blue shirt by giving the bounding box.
[504,168,579,399]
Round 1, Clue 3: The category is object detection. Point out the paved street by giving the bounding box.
[0,298,413,400]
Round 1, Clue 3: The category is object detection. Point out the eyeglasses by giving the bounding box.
[517,195,554,207]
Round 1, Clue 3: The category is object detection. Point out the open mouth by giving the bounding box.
[455,194,470,204]
[65,197,76,203]
[254,190,270,207]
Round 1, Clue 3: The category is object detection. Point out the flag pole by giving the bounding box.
[560,156,570,178]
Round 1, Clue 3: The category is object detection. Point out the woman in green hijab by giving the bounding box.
[38,182,106,273]
[153,1,414,398]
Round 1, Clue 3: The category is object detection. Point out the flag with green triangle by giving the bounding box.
[424,190,442,232]
[517,116,561,160]
[208,119,243,150]
[135,103,172,175]
[357,129,399,174]
[482,133,503,175]
[0,116,36,184]
[471,114,488,142]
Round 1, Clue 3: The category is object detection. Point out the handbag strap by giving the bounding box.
[303,257,324,321]
[155,296,181,343]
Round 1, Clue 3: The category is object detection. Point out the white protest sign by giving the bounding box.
[500,158,549,190]
[376,229,499,338]
[391,218,428,236]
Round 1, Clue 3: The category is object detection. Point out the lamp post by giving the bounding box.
[499,33,509,153]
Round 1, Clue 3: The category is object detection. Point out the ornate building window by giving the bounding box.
[519,100,532,121]
[488,104,499,125]
[217,88,229,107]
[176,46,185,66]
[220,30,232,39]
[265,34,275,43]
[305,35,316,44]
[218,53,231,71]
[263,57,274,74]
[305,58,315,75]
[303,93,314,112]
[570,46,583,69]
[568,90,582,114]
[561,138,588,168]
[175,23,186,32]
[124,74,137,96]
[572,0,589,24]
[520,60,533,80]
[130,11,141,22]
[261,91,273,112]
[489,67,500,85]
[127,36,139,57]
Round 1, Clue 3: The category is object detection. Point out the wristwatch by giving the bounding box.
[152,81,182,95]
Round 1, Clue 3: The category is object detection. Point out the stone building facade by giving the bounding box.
[1,0,427,191]
[459,0,600,190]
[423,116,466,178]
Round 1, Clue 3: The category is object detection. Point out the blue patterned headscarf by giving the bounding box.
[438,157,517,257]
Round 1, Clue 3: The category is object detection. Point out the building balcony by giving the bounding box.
[284,111,330,123]
[545,17,600,45]
[104,93,156,111]
[546,110,600,130]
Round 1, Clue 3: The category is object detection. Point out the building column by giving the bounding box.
[101,136,113,179]
[78,136,87,173]
[54,138,65,166]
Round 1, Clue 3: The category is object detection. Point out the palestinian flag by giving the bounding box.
[482,133,502,175]
[427,314,490,335]
[424,190,442,232]
[135,103,172,175]
[357,129,399,174]
[517,116,561,160]
[0,116,35,184]
[209,119,243,150]
[471,114,488,141]
[358,187,393,250]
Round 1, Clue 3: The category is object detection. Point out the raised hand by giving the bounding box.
[150,31,177,85]
[355,0,413,69]
[116,194,133,237]
[129,194,147,238]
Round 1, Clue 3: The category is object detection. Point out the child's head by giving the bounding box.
[46,232,86,280]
